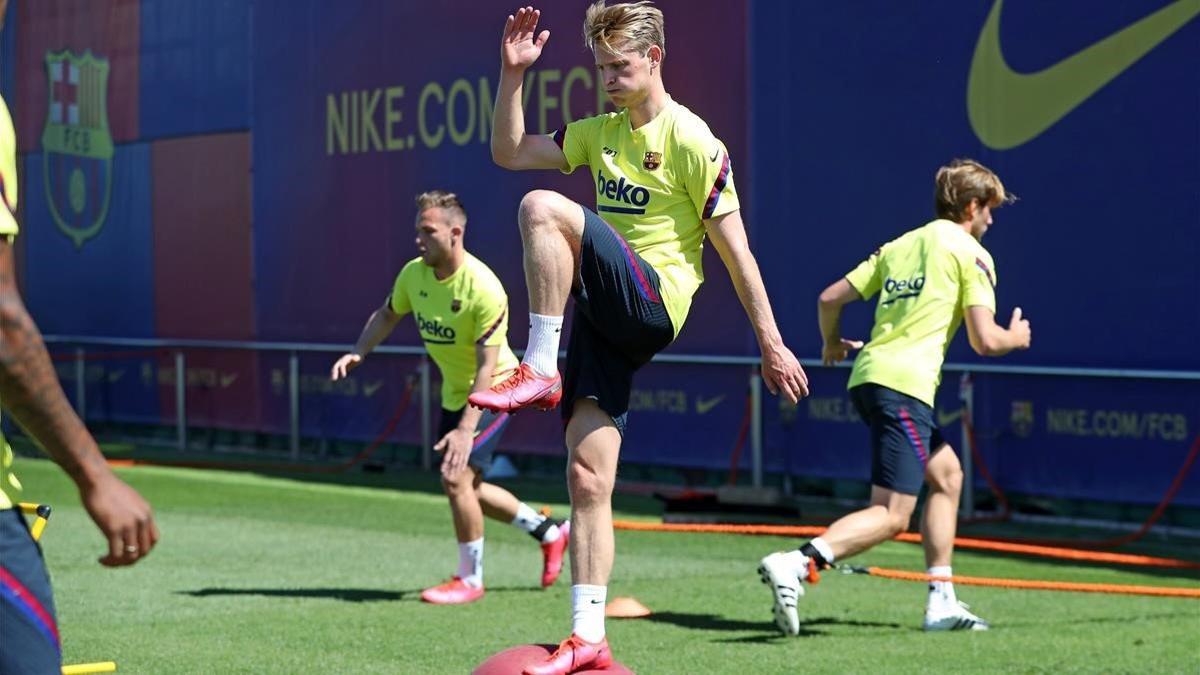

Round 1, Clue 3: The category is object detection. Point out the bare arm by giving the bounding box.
[434,343,501,478]
[492,7,569,170]
[705,210,809,402]
[817,278,865,365]
[964,305,1031,357]
[331,302,402,380]
[460,343,501,433]
[0,240,157,566]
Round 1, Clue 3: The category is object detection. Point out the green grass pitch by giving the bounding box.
[12,458,1198,673]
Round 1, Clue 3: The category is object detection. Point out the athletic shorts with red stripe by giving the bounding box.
[0,508,61,675]
[563,207,675,435]
[849,383,948,495]
[437,406,511,474]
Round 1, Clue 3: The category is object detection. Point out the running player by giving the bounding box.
[331,191,568,605]
[758,158,1031,634]
[470,3,809,672]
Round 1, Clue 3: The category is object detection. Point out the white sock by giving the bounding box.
[927,565,956,608]
[523,313,563,377]
[511,503,560,542]
[457,538,484,588]
[571,584,607,642]
[810,537,836,565]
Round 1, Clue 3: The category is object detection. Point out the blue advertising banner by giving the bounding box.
[972,373,1199,506]
[750,0,1199,370]
[46,351,163,427]
[620,363,751,469]
[256,352,425,445]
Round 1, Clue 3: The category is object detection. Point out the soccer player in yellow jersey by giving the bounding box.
[759,159,1032,635]
[470,3,809,672]
[0,75,158,675]
[330,191,569,605]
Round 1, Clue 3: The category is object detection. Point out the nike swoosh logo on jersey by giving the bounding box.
[968,0,1199,149]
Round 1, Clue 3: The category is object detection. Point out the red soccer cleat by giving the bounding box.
[522,634,612,675]
[468,363,562,413]
[420,577,485,605]
[540,520,570,588]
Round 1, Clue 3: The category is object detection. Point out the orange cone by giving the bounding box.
[605,596,651,618]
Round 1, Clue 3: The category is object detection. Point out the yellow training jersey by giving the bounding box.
[555,100,740,335]
[1,95,18,237]
[389,253,520,410]
[845,220,997,406]
[1,95,20,509]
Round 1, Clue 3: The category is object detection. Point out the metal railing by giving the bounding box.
[43,335,1199,509]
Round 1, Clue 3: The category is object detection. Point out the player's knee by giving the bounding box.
[440,470,472,495]
[566,460,612,504]
[933,464,963,497]
[927,449,963,497]
[891,512,912,537]
[518,190,568,234]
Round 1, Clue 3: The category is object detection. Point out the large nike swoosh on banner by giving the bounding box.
[968,0,1200,150]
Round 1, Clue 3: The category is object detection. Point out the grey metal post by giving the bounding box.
[750,370,763,488]
[420,356,432,470]
[289,351,300,460]
[959,371,975,518]
[175,351,186,451]
[74,347,86,418]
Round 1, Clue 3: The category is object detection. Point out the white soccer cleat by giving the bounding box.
[757,551,810,636]
[923,600,990,631]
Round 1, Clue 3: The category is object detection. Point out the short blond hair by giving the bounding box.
[414,190,466,225]
[583,0,664,56]
[934,159,1014,222]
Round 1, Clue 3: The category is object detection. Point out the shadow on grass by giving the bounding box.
[179,584,547,604]
[179,587,409,603]
[644,612,902,640]
[1001,610,1199,629]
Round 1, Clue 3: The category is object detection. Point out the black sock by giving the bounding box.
[529,518,558,543]
[800,542,831,570]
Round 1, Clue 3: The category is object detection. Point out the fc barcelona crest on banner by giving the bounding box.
[1010,400,1034,438]
[41,50,114,249]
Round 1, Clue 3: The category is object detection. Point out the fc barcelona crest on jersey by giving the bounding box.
[450,299,462,313]
[643,151,662,170]
[41,50,114,249]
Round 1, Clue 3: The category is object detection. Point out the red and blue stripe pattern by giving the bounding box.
[0,566,61,655]
[476,309,506,345]
[602,220,661,304]
[974,257,995,288]
[702,153,731,219]
[472,412,510,449]
[897,407,929,466]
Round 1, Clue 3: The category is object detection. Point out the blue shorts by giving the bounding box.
[0,508,61,674]
[438,406,510,473]
[563,207,675,434]
[849,383,948,495]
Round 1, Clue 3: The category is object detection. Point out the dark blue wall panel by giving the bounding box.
[139,0,250,138]
[23,142,156,336]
